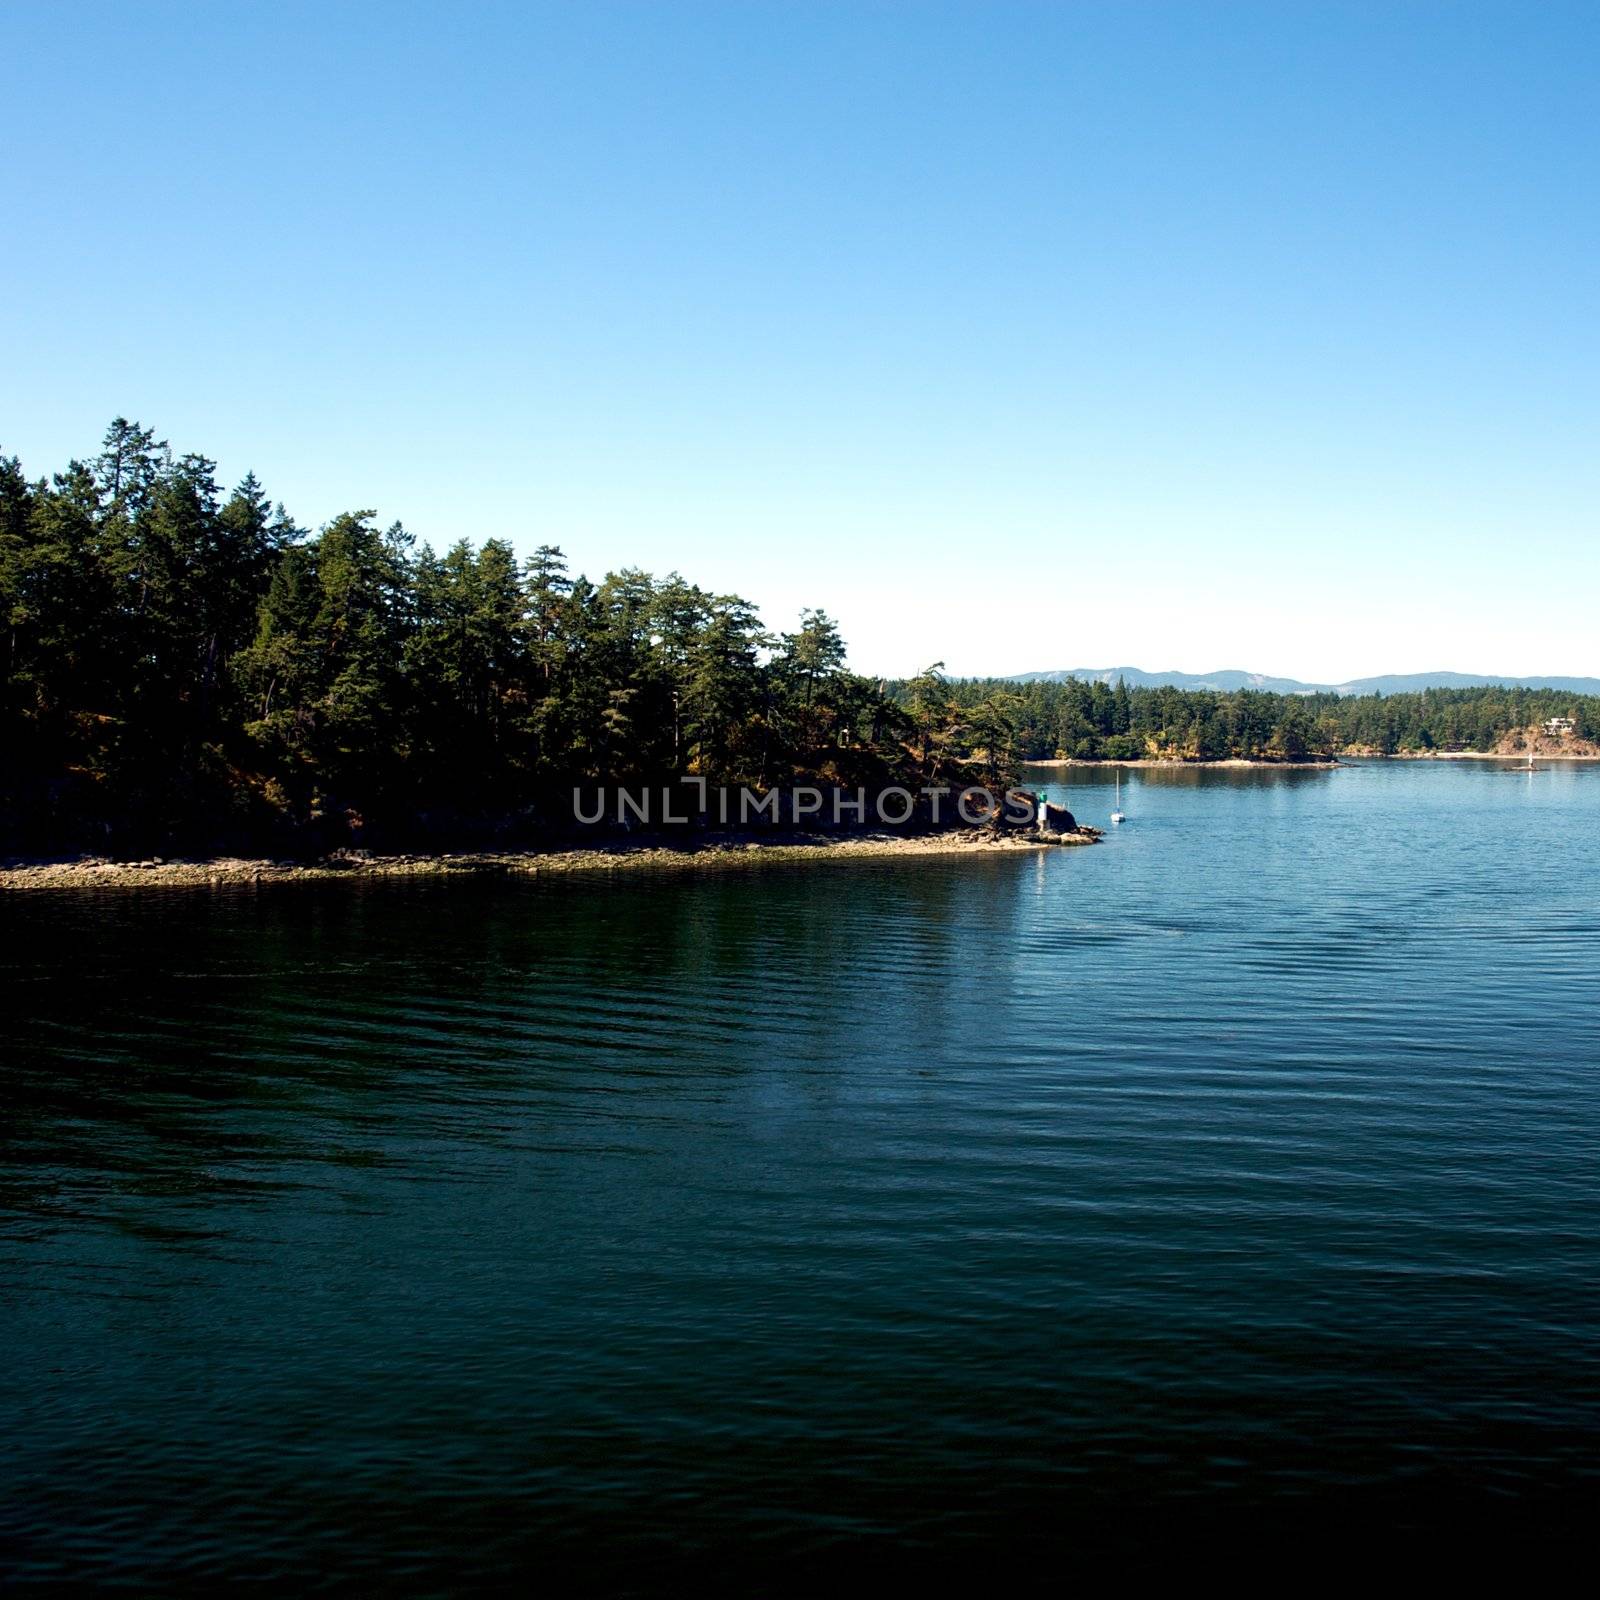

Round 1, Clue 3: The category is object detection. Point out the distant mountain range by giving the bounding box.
[1008,668,1600,697]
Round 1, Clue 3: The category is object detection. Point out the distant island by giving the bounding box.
[1011,665,1600,697]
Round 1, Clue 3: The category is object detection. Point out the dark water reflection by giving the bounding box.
[4,761,1600,1584]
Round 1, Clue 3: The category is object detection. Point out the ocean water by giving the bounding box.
[3,760,1599,1585]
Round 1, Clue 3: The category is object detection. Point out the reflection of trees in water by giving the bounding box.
[1,863,1045,1223]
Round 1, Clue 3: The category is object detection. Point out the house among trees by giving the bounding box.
[1544,716,1577,737]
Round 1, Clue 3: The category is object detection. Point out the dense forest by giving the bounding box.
[4,421,1597,858]
[934,676,1600,763]
[0,421,1011,855]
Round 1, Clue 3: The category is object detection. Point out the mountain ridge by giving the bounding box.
[1007,668,1600,697]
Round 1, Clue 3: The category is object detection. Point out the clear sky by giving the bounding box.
[3,1,1596,680]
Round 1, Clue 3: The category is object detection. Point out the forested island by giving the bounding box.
[4,421,1597,866]
[1,422,1037,859]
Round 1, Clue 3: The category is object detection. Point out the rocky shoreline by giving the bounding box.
[0,824,1101,892]
[1022,756,1340,769]
[1340,747,1600,761]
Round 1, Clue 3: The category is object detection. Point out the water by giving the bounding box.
[4,760,1599,1584]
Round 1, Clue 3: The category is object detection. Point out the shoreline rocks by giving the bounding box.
[0,826,1101,892]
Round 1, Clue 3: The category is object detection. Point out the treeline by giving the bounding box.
[933,676,1600,762]
[8,421,1593,856]
[1,421,1003,856]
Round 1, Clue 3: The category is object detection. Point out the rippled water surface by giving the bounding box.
[5,760,1600,1584]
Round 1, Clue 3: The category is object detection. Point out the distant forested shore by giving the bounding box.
[932,676,1600,763]
[4,421,1597,857]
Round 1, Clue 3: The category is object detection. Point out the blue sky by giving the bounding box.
[4,1,1596,679]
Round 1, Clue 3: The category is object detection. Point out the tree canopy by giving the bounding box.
[0,422,989,853]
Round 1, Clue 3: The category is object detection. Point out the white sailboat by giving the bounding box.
[1111,769,1126,824]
